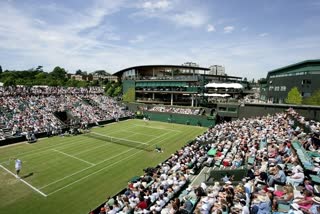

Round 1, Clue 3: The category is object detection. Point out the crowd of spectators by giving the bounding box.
[97,108,320,214]
[146,106,200,115]
[0,86,132,139]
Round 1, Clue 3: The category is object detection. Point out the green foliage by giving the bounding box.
[50,66,67,80]
[104,82,112,92]
[106,86,115,96]
[123,88,135,102]
[0,65,2,73]
[3,77,16,87]
[93,70,110,76]
[303,89,320,106]
[285,87,302,104]
[0,66,116,88]
[113,86,122,97]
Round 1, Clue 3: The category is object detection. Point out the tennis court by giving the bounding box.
[0,119,206,214]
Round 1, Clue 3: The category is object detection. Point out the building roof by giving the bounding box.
[113,64,210,76]
[267,59,320,76]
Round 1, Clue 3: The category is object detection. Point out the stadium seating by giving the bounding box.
[92,108,320,214]
[0,86,133,140]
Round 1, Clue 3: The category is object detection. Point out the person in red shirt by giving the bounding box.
[136,197,148,210]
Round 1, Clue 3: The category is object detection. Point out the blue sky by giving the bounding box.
[0,0,320,79]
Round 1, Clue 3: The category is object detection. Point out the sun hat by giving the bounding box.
[312,196,320,204]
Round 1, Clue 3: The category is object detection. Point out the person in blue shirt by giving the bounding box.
[268,165,286,187]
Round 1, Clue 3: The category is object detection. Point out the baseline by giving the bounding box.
[0,164,47,197]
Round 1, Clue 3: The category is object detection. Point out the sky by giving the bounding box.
[0,0,320,79]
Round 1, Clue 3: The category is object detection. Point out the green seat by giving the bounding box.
[278,204,290,212]
[310,174,320,184]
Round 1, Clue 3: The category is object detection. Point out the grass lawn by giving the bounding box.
[0,119,207,214]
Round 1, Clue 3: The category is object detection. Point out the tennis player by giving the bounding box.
[143,116,149,125]
[15,158,22,178]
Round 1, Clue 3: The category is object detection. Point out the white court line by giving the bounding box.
[133,124,182,132]
[73,143,111,156]
[39,148,134,189]
[0,164,47,197]
[0,122,136,164]
[46,131,177,196]
[41,131,177,190]
[51,149,95,166]
[123,130,158,137]
[0,137,91,164]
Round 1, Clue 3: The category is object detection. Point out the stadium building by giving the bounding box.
[261,59,320,103]
[114,65,248,106]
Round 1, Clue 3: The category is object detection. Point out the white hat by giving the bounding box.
[314,157,320,163]
[225,181,232,185]
[312,196,320,204]
[267,187,275,192]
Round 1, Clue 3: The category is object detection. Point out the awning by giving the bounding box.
[204,93,231,97]
[205,82,243,89]
[136,82,188,87]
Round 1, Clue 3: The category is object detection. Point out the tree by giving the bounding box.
[36,66,43,72]
[113,86,122,97]
[285,87,302,104]
[3,77,16,87]
[75,69,82,75]
[50,66,67,81]
[93,70,110,76]
[87,73,93,81]
[106,86,115,97]
[303,89,320,106]
[0,65,2,74]
[104,82,112,92]
[123,88,135,102]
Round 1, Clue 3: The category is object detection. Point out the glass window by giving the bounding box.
[219,107,227,111]
[274,86,280,91]
[228,107,237,112]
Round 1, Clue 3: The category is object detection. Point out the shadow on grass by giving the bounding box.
[21,172,33,179]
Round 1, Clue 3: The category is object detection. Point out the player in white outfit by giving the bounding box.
[15,158,22,178]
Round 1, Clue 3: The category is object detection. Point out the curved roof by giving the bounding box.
[113,64,210,76]
[267,59,320,75]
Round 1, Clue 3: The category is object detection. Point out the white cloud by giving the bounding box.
[259,33,269,37]
[207,24,215,32]
[142,0,170,11]
[224,26,234,33]
[170,11,208,27]
[129,35,146,44]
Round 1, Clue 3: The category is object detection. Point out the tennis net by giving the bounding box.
[85,132,153,151]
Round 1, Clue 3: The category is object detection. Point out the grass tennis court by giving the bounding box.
[0,119,207,214]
